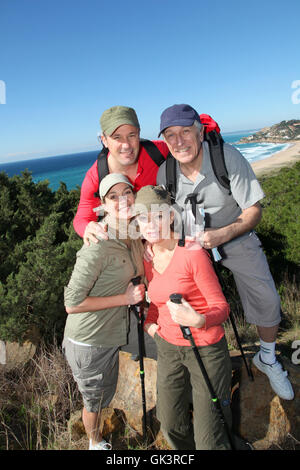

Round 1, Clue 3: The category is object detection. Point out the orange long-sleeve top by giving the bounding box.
[144,243,230,347]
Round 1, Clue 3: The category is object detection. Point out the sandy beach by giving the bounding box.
[251,141,300,176]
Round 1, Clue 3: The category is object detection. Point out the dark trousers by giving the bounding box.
[155,334,232,450]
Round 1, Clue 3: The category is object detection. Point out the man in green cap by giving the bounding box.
[73,105,169,244]
[73,105,169,361]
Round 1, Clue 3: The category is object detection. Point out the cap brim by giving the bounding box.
[100,181,134,200]
[158,119,195,137]
[105,119,140,136]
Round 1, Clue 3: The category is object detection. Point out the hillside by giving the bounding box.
[0,163,299,345]
[239,119,300,143]
[0,164,299,451]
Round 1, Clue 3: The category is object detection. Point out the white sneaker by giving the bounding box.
[252,352,294,400]
[89,439,112,450]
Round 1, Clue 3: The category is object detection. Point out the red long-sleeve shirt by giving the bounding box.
[73,140,169,237]
[144,243,230,347]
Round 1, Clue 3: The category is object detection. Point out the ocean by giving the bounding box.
[0,131,291,191]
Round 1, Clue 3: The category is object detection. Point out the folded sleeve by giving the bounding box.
[64,244,104,307]
[224,143,265,210]
[188,249,230,329]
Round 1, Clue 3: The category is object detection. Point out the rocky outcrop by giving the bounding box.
[0,327,40,371]
[110,352,157,431]
[233,355,300,449]
[67,351,167,448]
[239,120,300,143]
[68,350,300,449]
[0,340,37,371]
[2,335,298,449]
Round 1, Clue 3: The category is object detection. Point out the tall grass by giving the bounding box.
[222,270,300,353]
[0,342,81,450]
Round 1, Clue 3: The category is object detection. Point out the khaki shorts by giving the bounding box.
[62,338,119,413]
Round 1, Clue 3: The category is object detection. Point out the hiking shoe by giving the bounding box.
[89,439,112,450]
[252,353,294,400]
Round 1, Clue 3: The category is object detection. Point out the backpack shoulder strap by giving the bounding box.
[205,130,231,193]
[165,130,231,198]
[94,147,109,198]
[165,152,177,202]
[140,139,166,167]
[94,139,165,197]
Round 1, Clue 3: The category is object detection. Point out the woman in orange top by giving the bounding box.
[134,185,233,450]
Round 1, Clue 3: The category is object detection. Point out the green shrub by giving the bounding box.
[0,162,299,344]
[256,161,300,283]
[0,171,81,344]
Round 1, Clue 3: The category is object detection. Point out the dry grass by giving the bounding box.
[277,274,300,346]
[268,433,300,450]
[0,341,82,450]
[224,273,300,354]
[0,274,299,451]
[0,342,161,451]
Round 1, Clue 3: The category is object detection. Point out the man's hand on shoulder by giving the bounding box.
[83,221,108,246]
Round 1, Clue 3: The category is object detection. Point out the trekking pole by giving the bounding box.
[131,276,147,442]
[169,293,236,451]
[209,253,254,382]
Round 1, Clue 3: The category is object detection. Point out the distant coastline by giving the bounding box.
[251,141,300,176]
[1,126,299,190]
[238,119,300,145]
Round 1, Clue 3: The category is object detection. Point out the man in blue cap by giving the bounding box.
[156,103,294,401]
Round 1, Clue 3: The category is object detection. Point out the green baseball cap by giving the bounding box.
[100,105,140,136]
[134,185,172,215]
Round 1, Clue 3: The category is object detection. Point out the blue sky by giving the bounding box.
[0,0,300,162]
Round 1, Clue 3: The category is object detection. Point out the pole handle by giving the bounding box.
[131,276,143,308]
[169,293,192,340]
[131,276,141,286]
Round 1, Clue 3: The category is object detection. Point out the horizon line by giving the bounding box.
[0,127,262,164]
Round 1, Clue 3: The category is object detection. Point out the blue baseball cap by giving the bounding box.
[158,104,201,137]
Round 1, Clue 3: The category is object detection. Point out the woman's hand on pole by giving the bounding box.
[125,281,145,305]
[166,298,206,329]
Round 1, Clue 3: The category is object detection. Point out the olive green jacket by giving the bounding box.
[64,231,144,347]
